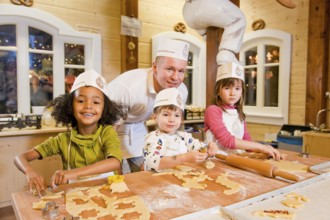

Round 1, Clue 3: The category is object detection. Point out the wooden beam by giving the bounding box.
[206,27,223,106]
[206,0,239,106]
[121,0,138,72]
[305,0,329,125]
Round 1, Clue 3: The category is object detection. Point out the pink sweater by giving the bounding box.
[204,105,251,149]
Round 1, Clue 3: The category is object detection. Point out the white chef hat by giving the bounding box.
[216,62,245,82]
[156,39,190,61]
[70,69,107,95]
[154,88,184,111]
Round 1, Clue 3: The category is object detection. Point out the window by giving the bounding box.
[240,29,291,125]
[152,32,206,107]
[0,4,101,115]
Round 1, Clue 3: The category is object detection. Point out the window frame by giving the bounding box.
[0,4,101,115]
[240,29,291,125]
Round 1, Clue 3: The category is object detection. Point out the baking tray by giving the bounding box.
[171,206,250,220]
[224,172,330,219]
[172,173,330,220]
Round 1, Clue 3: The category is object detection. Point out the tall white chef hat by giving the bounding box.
[156,39,190,61]
[70,69,107,95]
[216,62,245,82]
[154,88,184,111]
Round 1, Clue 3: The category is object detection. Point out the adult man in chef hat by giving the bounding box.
[107,39,190,173]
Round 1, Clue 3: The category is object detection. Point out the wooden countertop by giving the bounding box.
[0,125,68,137]
[11,150,329,220]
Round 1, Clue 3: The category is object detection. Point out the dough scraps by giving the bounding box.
[110,181,129,193]
[281,192,309,208]
[215,173,243,195]
[66,185,150,220]
[281,198,304,208]
[254,210,295,219]
[204,160,215,169]
[175,165,195,172]
[32,200,48,210]
[265,160,309,173]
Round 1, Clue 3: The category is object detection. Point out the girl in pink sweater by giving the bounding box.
[204,63,282,160]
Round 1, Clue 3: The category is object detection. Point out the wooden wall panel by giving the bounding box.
[1,0,327,141]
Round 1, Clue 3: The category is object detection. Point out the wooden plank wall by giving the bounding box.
[0,0,325,141]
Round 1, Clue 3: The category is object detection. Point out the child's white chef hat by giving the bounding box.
[216,62,245,82]
[70,69,107,95]
[154,88,184,111]
[156,39,190,61]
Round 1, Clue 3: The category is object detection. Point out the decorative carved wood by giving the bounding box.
[305,0,329,125]
[121,0,138,72]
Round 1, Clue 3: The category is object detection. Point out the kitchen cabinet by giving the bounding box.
[0,126,66,208]
[303,131,330,158]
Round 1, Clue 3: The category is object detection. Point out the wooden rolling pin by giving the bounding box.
[215,154,301,182]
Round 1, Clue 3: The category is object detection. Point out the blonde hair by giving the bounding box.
[153,105,184,120]
[212,78,246,121]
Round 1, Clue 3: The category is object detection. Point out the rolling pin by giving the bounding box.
[215,154,301,182]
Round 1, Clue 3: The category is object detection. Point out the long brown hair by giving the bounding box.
[212,78,246,121]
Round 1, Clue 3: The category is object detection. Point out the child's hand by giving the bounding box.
[25,169,45,195]
[50,169,77,188]
[260,144,283,161]
[207,142,218,157]
[184,151,208,163]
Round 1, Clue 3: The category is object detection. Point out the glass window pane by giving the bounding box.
[264,66,279,107]
[29,53,53,106]
[245,68,257,106]
[65,43,85,65]
[65,68,85,93]
[0,51,17,113]
[245,47,257,65]
[265,45,280,63]
[29,27,53,50]
[0,25,16,46]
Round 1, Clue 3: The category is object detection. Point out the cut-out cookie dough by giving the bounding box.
[254,210,295,219]
[66,185,150,220]
[204,160,215,169]
[281,198,304,208]
[285,192,309,202]
[281,192,309,208]
[215,173,243,195]
[265,160,308,172]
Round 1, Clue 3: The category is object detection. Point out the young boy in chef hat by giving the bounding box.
[107,38,191,173]
[142,88,217,171]
[14,69,127,195]
[204,62,283,160]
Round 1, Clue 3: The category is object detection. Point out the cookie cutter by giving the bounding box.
[300,152,310,158]
[42,201,59,219]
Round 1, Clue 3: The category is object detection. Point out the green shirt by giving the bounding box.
[35,125,122,170]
